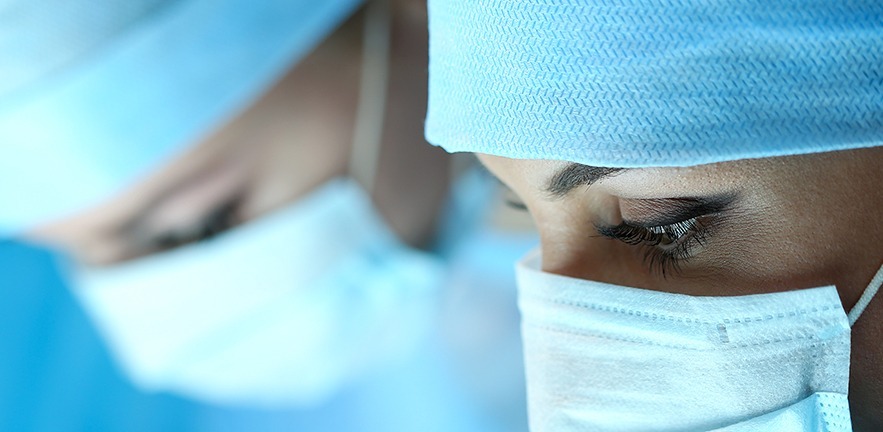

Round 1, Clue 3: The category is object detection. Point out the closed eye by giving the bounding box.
[594,193,736,277]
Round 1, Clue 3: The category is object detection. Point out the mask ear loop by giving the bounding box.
[847,264,883,326]
[348,0,391,197]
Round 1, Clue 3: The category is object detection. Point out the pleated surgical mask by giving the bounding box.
[424,0,883,168]
[516,249,883,431]
[66,179,443,407]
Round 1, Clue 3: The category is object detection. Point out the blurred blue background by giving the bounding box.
[0,236,528,432]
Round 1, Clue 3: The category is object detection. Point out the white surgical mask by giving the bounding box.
[517,249,883,431]
[65,179,443,407]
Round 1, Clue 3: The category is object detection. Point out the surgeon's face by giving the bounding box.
[30,1,449,264]
[479,146,883,428]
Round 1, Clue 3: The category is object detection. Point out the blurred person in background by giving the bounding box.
[0,0,532,431]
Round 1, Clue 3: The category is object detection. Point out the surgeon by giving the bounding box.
[0,0,456,409]
[424,1,883,431]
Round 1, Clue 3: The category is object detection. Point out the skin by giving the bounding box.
[29,1,449,265]
[479,146,883,429]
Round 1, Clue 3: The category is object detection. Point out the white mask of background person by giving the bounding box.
[16,0,452,407]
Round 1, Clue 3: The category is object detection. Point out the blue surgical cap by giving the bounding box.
[0,0,362,233]
[425,0,883,168]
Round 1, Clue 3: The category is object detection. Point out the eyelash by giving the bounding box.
[595,217,711,277]
[147,199,240,252]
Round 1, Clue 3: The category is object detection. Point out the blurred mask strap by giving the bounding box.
[349,0,391,196]
[848,263,883,326]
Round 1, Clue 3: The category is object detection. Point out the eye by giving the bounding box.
[496,180,528,211]
[504,197,528,211]
[137,198,242,254]
[595,216,713,277]
[646,218,699,247]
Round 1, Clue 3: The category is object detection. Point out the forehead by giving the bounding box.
[477,153,783,201]
[477,154,568,192]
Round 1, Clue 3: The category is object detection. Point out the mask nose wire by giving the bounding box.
[847,263,883,326]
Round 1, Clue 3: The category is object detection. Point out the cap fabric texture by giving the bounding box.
[0,0,362,233]
[425,0,883,167]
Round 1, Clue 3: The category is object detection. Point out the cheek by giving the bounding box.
[532,203,603,276]
[732,177,875,298]
[538,233,647,287]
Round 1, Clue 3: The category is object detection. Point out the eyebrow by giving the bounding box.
[547,163,626,198]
